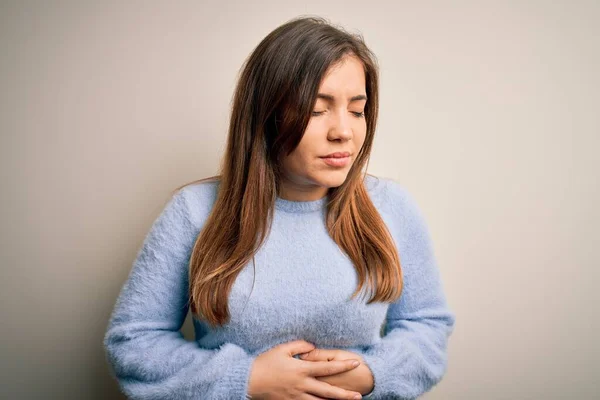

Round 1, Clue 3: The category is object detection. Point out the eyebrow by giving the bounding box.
[316,93,368,103]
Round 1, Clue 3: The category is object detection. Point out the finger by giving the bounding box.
[300,395,327,400]
[280,340,316,356]
[305,359,361,377]
[300,348,335,361]
[305,379,363,400]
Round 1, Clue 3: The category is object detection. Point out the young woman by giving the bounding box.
[104,16,456,400]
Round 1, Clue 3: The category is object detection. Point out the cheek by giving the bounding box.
[302,119,327,144]
[355,124,367,146]
[282,149,314,178]
[292,132,321,166]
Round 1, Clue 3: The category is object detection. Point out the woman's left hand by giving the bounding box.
[299,348,374,395]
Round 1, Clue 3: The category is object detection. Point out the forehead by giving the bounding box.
[318,55,366,95]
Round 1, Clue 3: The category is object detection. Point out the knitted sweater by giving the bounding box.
[103,174,456,399]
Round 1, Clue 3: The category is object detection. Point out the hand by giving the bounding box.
[247,340,364,399]
[299,348,374,396]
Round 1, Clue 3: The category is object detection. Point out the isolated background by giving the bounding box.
[1,1,598,399]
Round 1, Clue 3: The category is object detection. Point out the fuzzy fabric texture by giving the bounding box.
[103,174,456,399]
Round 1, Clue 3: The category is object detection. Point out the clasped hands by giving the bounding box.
[299,346,374,396]
[247,339,374,399]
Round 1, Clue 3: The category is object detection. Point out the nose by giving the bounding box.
[327,109,353,142]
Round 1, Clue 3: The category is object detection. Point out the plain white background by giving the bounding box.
[1,1,598,399]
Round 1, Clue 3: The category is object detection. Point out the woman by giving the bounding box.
[104,16,456,400]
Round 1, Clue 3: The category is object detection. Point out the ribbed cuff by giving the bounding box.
[215,352,256,400]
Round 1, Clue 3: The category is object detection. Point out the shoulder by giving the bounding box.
[364,174,414,213]
[366,175,431,239]
[170,176,221,227]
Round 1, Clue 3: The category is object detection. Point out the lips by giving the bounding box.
[320,153,351,167]
[320,152,351,158]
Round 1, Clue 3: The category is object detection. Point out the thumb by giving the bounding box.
[280,340,316,356]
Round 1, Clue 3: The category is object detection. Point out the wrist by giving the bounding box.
[247,370,268,399]
[247,361,261,399]
[358,364,374,395]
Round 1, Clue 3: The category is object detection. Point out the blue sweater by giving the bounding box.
[103,174,456,399]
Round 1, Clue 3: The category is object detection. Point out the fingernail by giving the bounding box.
[354,395,362,399]
[352,360,360,367]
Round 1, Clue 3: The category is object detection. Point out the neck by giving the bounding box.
[277,179,328,201]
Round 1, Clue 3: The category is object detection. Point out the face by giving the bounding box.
[279,54,368,201]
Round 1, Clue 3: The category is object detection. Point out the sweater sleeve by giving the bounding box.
[359,186,456,399]
[103,188,256,400]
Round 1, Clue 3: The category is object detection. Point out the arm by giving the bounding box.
[359,186,456,399]
[103,188,255,400]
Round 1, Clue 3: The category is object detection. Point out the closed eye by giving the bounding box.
[311,111,365,118]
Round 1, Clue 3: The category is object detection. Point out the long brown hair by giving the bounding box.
[176,16,402,327]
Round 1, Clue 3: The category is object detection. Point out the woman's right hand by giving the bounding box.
[247,340,363,400]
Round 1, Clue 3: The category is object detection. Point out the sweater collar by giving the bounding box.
[274,195,328,213]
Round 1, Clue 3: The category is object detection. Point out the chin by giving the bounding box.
[314,172,350,188]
